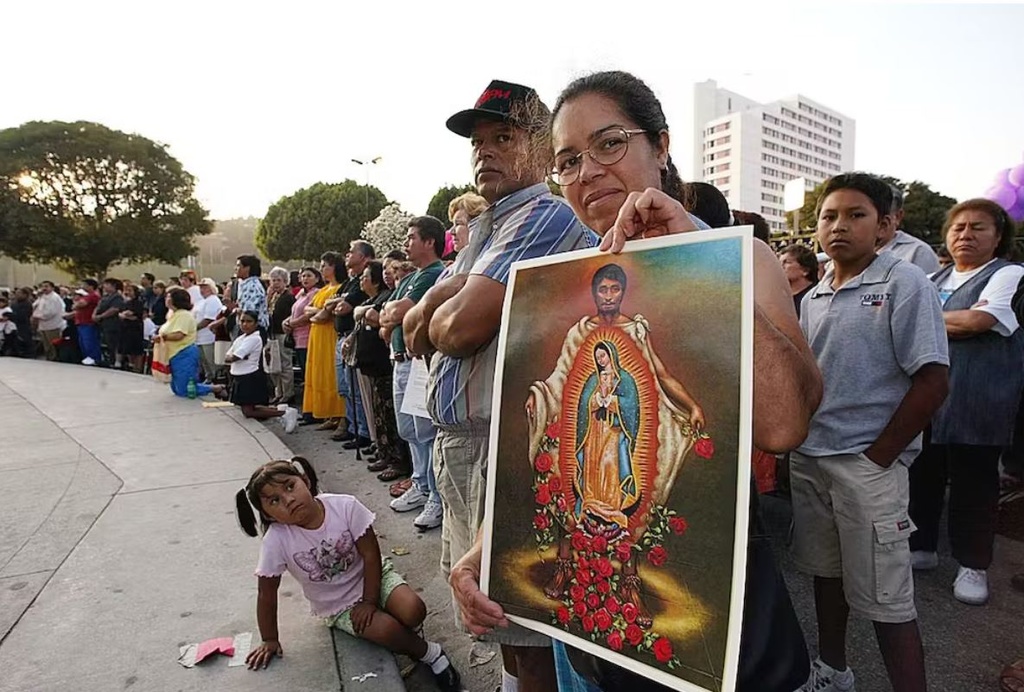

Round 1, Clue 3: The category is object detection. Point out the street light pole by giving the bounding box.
[351,156,382,219]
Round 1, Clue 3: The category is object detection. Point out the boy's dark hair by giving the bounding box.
[384,249,408,261]
[166,286,192,311]
[103,277,123,292]
[236,255,262,277]
[942,198,1017,260]
[236,457,320,536]
[781,244,819,282]
[552,71,685,206]
[408,216,446,258]
[142,272,156,283]
[591,263,628,297]
[82,278,99,290]
[815,172,894,221]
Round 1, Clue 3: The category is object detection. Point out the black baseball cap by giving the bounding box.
[446,79,549,138]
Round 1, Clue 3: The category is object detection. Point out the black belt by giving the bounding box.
[392,353,407,363]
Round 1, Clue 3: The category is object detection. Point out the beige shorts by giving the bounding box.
[434,427,550,648]
[790,451,917,623]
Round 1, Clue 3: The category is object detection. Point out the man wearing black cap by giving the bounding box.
[404,80,598,692]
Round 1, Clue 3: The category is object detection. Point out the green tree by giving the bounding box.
[426,183,475,222]
[0,120,212,277]
[255,181,387,261]
[786,174,956,243]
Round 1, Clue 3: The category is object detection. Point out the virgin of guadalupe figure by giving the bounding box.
[574,341,641,540]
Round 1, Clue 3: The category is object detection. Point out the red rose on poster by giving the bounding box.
[534,452,554,473]
[625,623,644,646]
[546,422,560,440]
[556,606,571,624]
[653,637,674,663]
[548,475,563,493]
[582,615,595,633]
[571,531,589,552]
[669,516,688,534]
[622,602,638,624]
[615,542,633,562]
[594,608,613,631]
[573,601,588,618]
[695,436,714,459]
[604,596,620,614]
[578,557,590,571]
[586,592,601,609]
[556,496,567,512]
[596,579,611,594]
[535,484,551,505]
[591,535,608,554]
[575,568,592,587]
[607,630,624,651]
[648,545,668,567]
[595,557,614,578]
[533,512,551,530]
[569,584,586,603]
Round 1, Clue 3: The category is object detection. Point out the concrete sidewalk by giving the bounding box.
[0,360,340,692]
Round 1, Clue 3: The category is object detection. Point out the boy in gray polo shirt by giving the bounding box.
[792,173,949,692]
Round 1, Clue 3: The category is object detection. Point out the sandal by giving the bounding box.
[389,478,414,498]
[378,464,411,483]
[366,458,391,473]
[1000,659,1024,692]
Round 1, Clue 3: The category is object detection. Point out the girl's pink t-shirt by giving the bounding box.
[289,289,316,349]
[255,494,375,618]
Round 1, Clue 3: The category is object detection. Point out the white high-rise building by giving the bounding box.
[691,80,855,231]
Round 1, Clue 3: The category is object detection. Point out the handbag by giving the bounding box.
[151,340,172,384]
[263,338,282,374]
[353,322,391,377]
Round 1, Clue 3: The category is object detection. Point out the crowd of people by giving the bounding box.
[4,71,1024,692]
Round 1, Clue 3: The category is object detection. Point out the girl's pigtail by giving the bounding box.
[235,487,260,537]
[291,456,319,495]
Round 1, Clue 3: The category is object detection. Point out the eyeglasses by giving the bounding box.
[549,128,647,186]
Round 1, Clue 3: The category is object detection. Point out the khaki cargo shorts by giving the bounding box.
[790,451,917,623]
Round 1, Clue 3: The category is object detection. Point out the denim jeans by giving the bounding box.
[169,344,215,398]
[335,338,369,437]
[392,358,438,502]
[77,323,101,362]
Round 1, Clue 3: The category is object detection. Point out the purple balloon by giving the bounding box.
[988,183,1016,210]
[1018,184,1024,206]
[1010,163,1024,187]
[994,168,1012,186]
[1008,200,1024,223]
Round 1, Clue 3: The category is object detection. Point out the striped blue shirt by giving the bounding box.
[427,184,598,427]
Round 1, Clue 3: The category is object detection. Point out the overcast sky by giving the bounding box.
[4,1,1022,220]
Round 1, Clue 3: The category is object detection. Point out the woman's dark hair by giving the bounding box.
[362,260,385,291]
[289,270,300,288]
[300,266,324,287]
[593,342,612,369]
[552,71,685,205]
[167,287,192,311]
[942,198,1017,259]
[239,309,261,324]
[235,457,320,536]
[320,252,343,274]
[236,254,262,278]
[781,244,819,282]
[103,277,124,292]
[733,210,772,243]
[384,249,408,262]
[82,278,99,290]
[681,182,731,228]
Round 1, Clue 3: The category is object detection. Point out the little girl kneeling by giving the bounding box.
[236,457,460,690]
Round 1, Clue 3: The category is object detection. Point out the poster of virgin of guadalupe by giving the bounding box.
[481,228,754,692]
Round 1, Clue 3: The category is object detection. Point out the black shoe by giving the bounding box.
[432,655,461,692]
[298,417,323,427]
[342,435,372,450]
[360,444,377,455]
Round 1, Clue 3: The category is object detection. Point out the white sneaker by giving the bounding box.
[390,485,428,513]
[81,357,96,365]
[911,550,938,570]
[952,566,988,605]
[797,657,855,691]
[281,407,299,434]
[276,403,290,412]
[414,499,443,531]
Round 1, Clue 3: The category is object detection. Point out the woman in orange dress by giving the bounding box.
[301,252,346,423]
